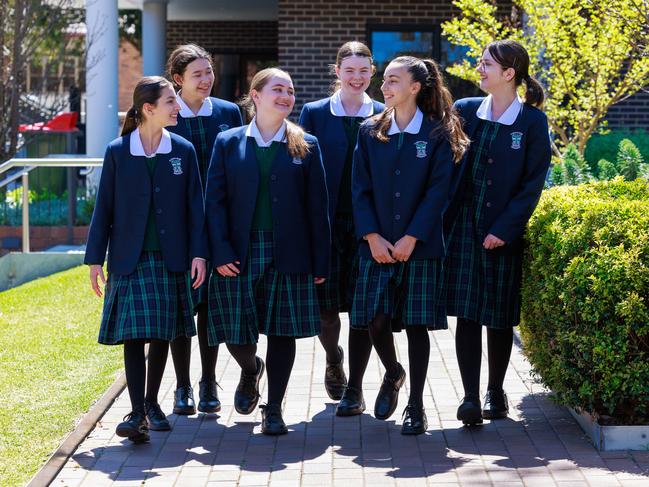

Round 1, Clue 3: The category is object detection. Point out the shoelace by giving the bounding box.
[145,402,165,420]
[122,410,144,422]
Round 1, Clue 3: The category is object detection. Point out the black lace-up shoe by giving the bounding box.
[173,385,196,415]
[235,356,265,415]
[198,380,221,413]
[401,403,428,435]
[457,394,483,426]
[116,410,150,443]
[325,346,347,400]
[144,401,171,431]
[482,389,509,420]
[335,386,365,416]
[374,363,406,420]
[260,403,288,435]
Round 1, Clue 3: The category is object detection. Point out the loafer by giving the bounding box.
[374,363,406,420]
[260,403,288,435]
[325,345,347,400]
[401,403,427,435]
[335,386,365,416]
[235,356,265,415]
[457,395,483,426]
[144,401,171,431]
[482,389,509,420]
[173,385,196,415]
[116,410,149,443]
[198,379,221,414]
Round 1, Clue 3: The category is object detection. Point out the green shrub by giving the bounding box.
[617,138,646,181]
[521,179,649,425]
[596,159,618,180]
[585,129,649,172]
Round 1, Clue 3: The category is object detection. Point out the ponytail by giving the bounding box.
[524,74,545,108]
[120,76,174,137]
[121,106,140,136]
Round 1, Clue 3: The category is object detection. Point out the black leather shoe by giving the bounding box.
[116,410,150,443]
[374,363,406,420]
[401,403,427,435]
[457,395,483,426]
[144,401,171,431]
[335,386,365,416]
[260,403,288,435]
[198,380,221,414]
[235,356,265,415]
[173,385,196,415]
[482,389,509,420]
[325,345,347,400]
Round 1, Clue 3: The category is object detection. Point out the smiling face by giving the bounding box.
[380,61,421,110]
[335,55,373,96]
[476,48,515,93]
[251,73,295,119]
[142,85,181,128]
[174,57,215,100]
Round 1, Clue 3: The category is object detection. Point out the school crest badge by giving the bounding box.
[170,157,183,175]
[219,124,230,132]
[510,132,523,150]
[414,141,428,158]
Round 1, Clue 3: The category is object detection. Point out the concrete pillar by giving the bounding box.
[85,0,118,188]
[142,0,168,76]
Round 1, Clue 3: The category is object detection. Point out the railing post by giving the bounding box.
[22,171,30,253]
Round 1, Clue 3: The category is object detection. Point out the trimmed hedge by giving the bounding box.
[521,179,649,425]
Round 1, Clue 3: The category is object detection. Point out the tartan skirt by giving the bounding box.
[207,230,321,345]
[350,255,447,331]
[99,251,196,345]
[317,213,359,313]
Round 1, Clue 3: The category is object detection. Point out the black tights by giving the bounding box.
[169,303,219,388]
[455,317,513,398]
[123,339,169,412]
[318,309,343,363]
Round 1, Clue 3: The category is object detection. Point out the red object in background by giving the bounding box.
[19,112,79,132]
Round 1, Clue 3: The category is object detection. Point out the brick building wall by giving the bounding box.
[167,21,278,53]
[606,91,649,130]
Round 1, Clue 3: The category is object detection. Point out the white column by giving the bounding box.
[85,0,118,188]
[142,0,168,76]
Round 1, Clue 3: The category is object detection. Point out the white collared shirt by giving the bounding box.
[476,94,523,125]
[245,117,287,147]
[387,107,424,135]
[177,93,212,118]
[129,128,172,158]
[329,90,375,117]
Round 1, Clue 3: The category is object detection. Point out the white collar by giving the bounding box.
[129,128,172,158]
[329,90,375,117]
[476,94,523,125]
[177,93,212,118]
[245,117,287,147]
[387,107,424,135]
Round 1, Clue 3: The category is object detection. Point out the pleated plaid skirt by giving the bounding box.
[317,212,359,313]
[207,230,321,345]
[350,255,447,331]
[98,251,196,345]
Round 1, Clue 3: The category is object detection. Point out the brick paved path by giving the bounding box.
[53,317,649,486]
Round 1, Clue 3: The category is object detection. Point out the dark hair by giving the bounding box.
[370,56,470,163]
[121,76,173,136]
[240,67,311,159]
[166,44,213,89]
[485,39,545,108]
[330,41,375,94]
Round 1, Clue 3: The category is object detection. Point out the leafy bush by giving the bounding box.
[521,179,649,425]
[0,188,94,226]
[585,129,649,171]
[549,143,592,186]
[617,139,645,181]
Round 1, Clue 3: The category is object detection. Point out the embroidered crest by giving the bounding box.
[414,141,428,158]
[219,124,230,132]
[170,157,183,175]
[510,132,523,150]
[291,157,303,165]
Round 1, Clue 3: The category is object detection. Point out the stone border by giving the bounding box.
[25,371,126,487]
[570,407,649,451]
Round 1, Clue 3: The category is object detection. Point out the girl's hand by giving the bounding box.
[89,265,106,297]
[483,234,505,250]
[392,235,417,262]
[191,258,207,288]
[217,261,240,277]
[366,233,396,264]
[314,277,326,284]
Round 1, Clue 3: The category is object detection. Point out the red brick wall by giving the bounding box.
[167,21,278,53]
[118,40,143,113]
[0,226,88,256]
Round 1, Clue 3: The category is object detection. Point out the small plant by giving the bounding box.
[617,139,646,181]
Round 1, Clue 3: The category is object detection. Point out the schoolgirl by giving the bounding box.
[85,76,207,443]
[205,68,330,435]
[351,56,469,434]
[443,40,551,425]
[298,41,384,416]
[166,44,243,416]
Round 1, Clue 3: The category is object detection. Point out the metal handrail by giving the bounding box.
[0,157,103,253]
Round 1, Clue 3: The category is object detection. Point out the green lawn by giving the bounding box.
[0,266,122,487]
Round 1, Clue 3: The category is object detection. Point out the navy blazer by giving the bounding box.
[205,126,331,277]
[84,132,209,275]
[167,97,243,161]
[352,115,455,260]
[447,97,552,246]
[299,97,384,219]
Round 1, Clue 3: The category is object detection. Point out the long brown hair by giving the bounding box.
[240,67,310,159]
[166,44,213,89]
[486,39,544,108]
[330,41,375,94]
[370,56,469,163]
[121,76,173,136]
